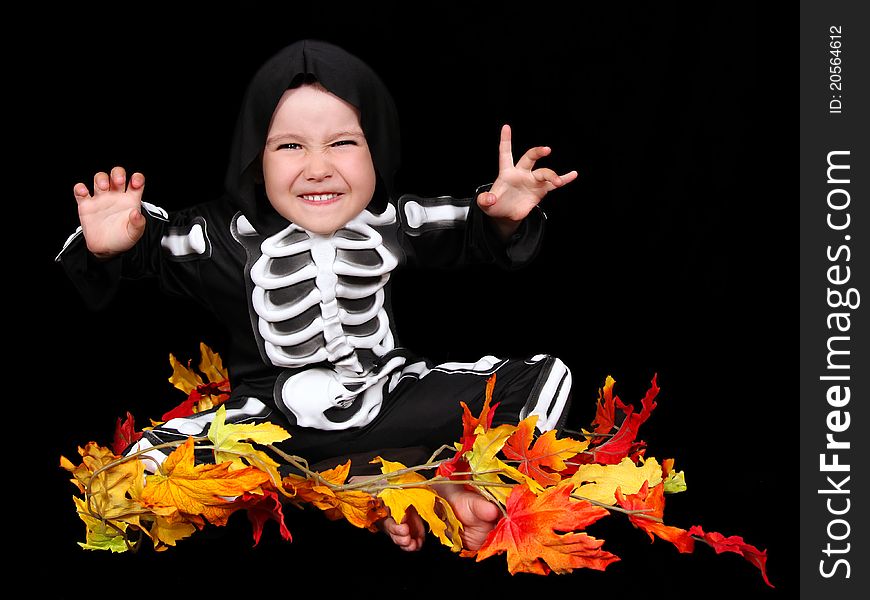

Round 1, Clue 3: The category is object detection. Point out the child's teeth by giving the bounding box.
[303,194,337,201]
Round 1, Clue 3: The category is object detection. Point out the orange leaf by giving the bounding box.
[614,481,694,553]
[139,438,270,526]
[590,376,618,435]
[475,480,618,575]
[688,525,774,588]
[584,374,659,465]
[502,415,589,487]
[283,462,388,531]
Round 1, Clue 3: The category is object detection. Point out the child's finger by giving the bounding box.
[498,124,514,173]
[73,183,92,204]
[110,166,127,193]
[516,146,551,171]
[93,171,110,194]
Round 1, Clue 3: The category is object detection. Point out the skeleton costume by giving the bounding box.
[57,40,572,471]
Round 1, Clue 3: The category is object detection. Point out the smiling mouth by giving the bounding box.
[299,193,343,203]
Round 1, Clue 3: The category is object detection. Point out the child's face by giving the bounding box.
[262,84,376,235]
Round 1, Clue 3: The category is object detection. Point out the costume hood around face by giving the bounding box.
[224,39,401,236]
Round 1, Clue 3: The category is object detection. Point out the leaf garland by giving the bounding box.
[60,344,773,587]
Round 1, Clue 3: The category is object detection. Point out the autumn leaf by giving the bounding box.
[207,405,290,486]
[584,374,659,465]
[146,515,198,551]
[71,496,130,552]
[239,489,292,546]
[571,456,663,505]
[375,457,463,552]
[590,375,618,436]
[662,458,687,494]
[502,415,589,487]
[139,438,270,526]
[466,423,541,505]
[163,343,231,420]
[60,442,146,523]
[283,461,388,531]
[112,411,143,455]
[615,481,694,553]
[475,480,618,575]
[688,526,774,588]
[437,373,499,479]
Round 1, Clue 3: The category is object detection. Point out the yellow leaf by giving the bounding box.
[375,458,463,552]
[570,456,664,505]
[72,496,130,553]
[168,353,203,395]
[148,515,198,551]
[466,424,542,505]
[662,458,687,494]
[207,405,290,487]
[60,443,147,523]
[198,342,228,383]
[140,438,270,526]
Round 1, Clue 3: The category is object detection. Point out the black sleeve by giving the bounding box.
[55,201,216,311]
[395,184,545,270]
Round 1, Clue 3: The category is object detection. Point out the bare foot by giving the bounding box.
[434,483,501,551]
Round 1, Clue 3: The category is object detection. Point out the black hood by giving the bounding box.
[224,39,400,236]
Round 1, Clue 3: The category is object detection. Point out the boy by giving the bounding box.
[58,39,577,552]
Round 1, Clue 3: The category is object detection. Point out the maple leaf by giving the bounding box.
[60,442,146,523]
[207,405,290,486]
[466,423,541,505]
[375,457,463,552]
[112,411,143,455]
[614,481,694,553]
[146,515,198,551]
[163,343,231,420]
[139,438,270,526]
[661,458,687,494]
[475,480,618,575]
[239,488,292,546]
[502,415,589,487]
[583,374,660,465]
[283,461,388,531]
[71,496,130,552]
[437,373,499,479]
[590,375,618,436]
[571,456,663,506]
[688,526,774,588]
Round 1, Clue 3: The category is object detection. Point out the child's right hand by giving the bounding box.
[73,166,146,259]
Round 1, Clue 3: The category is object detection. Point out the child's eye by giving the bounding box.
[332,140,357,147]
[278,143,302,150]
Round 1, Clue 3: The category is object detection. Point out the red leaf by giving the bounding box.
[111,411,143,455]
[162,389,203,421]
[688,525,774,588]
[240,489,292,546]
[615,481,694,553]
[584,374,659,465]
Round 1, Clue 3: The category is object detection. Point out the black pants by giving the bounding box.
[131,354,572,475]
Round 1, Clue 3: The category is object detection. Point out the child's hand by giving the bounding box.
[380,506,426,552]
[73,166,146,258]
[477,124,577,239]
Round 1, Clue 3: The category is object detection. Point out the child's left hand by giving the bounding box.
[477,124,577,239]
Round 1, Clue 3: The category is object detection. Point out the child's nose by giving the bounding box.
[304,151,333,180]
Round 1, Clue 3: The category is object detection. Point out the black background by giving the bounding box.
[22,3,793,597]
